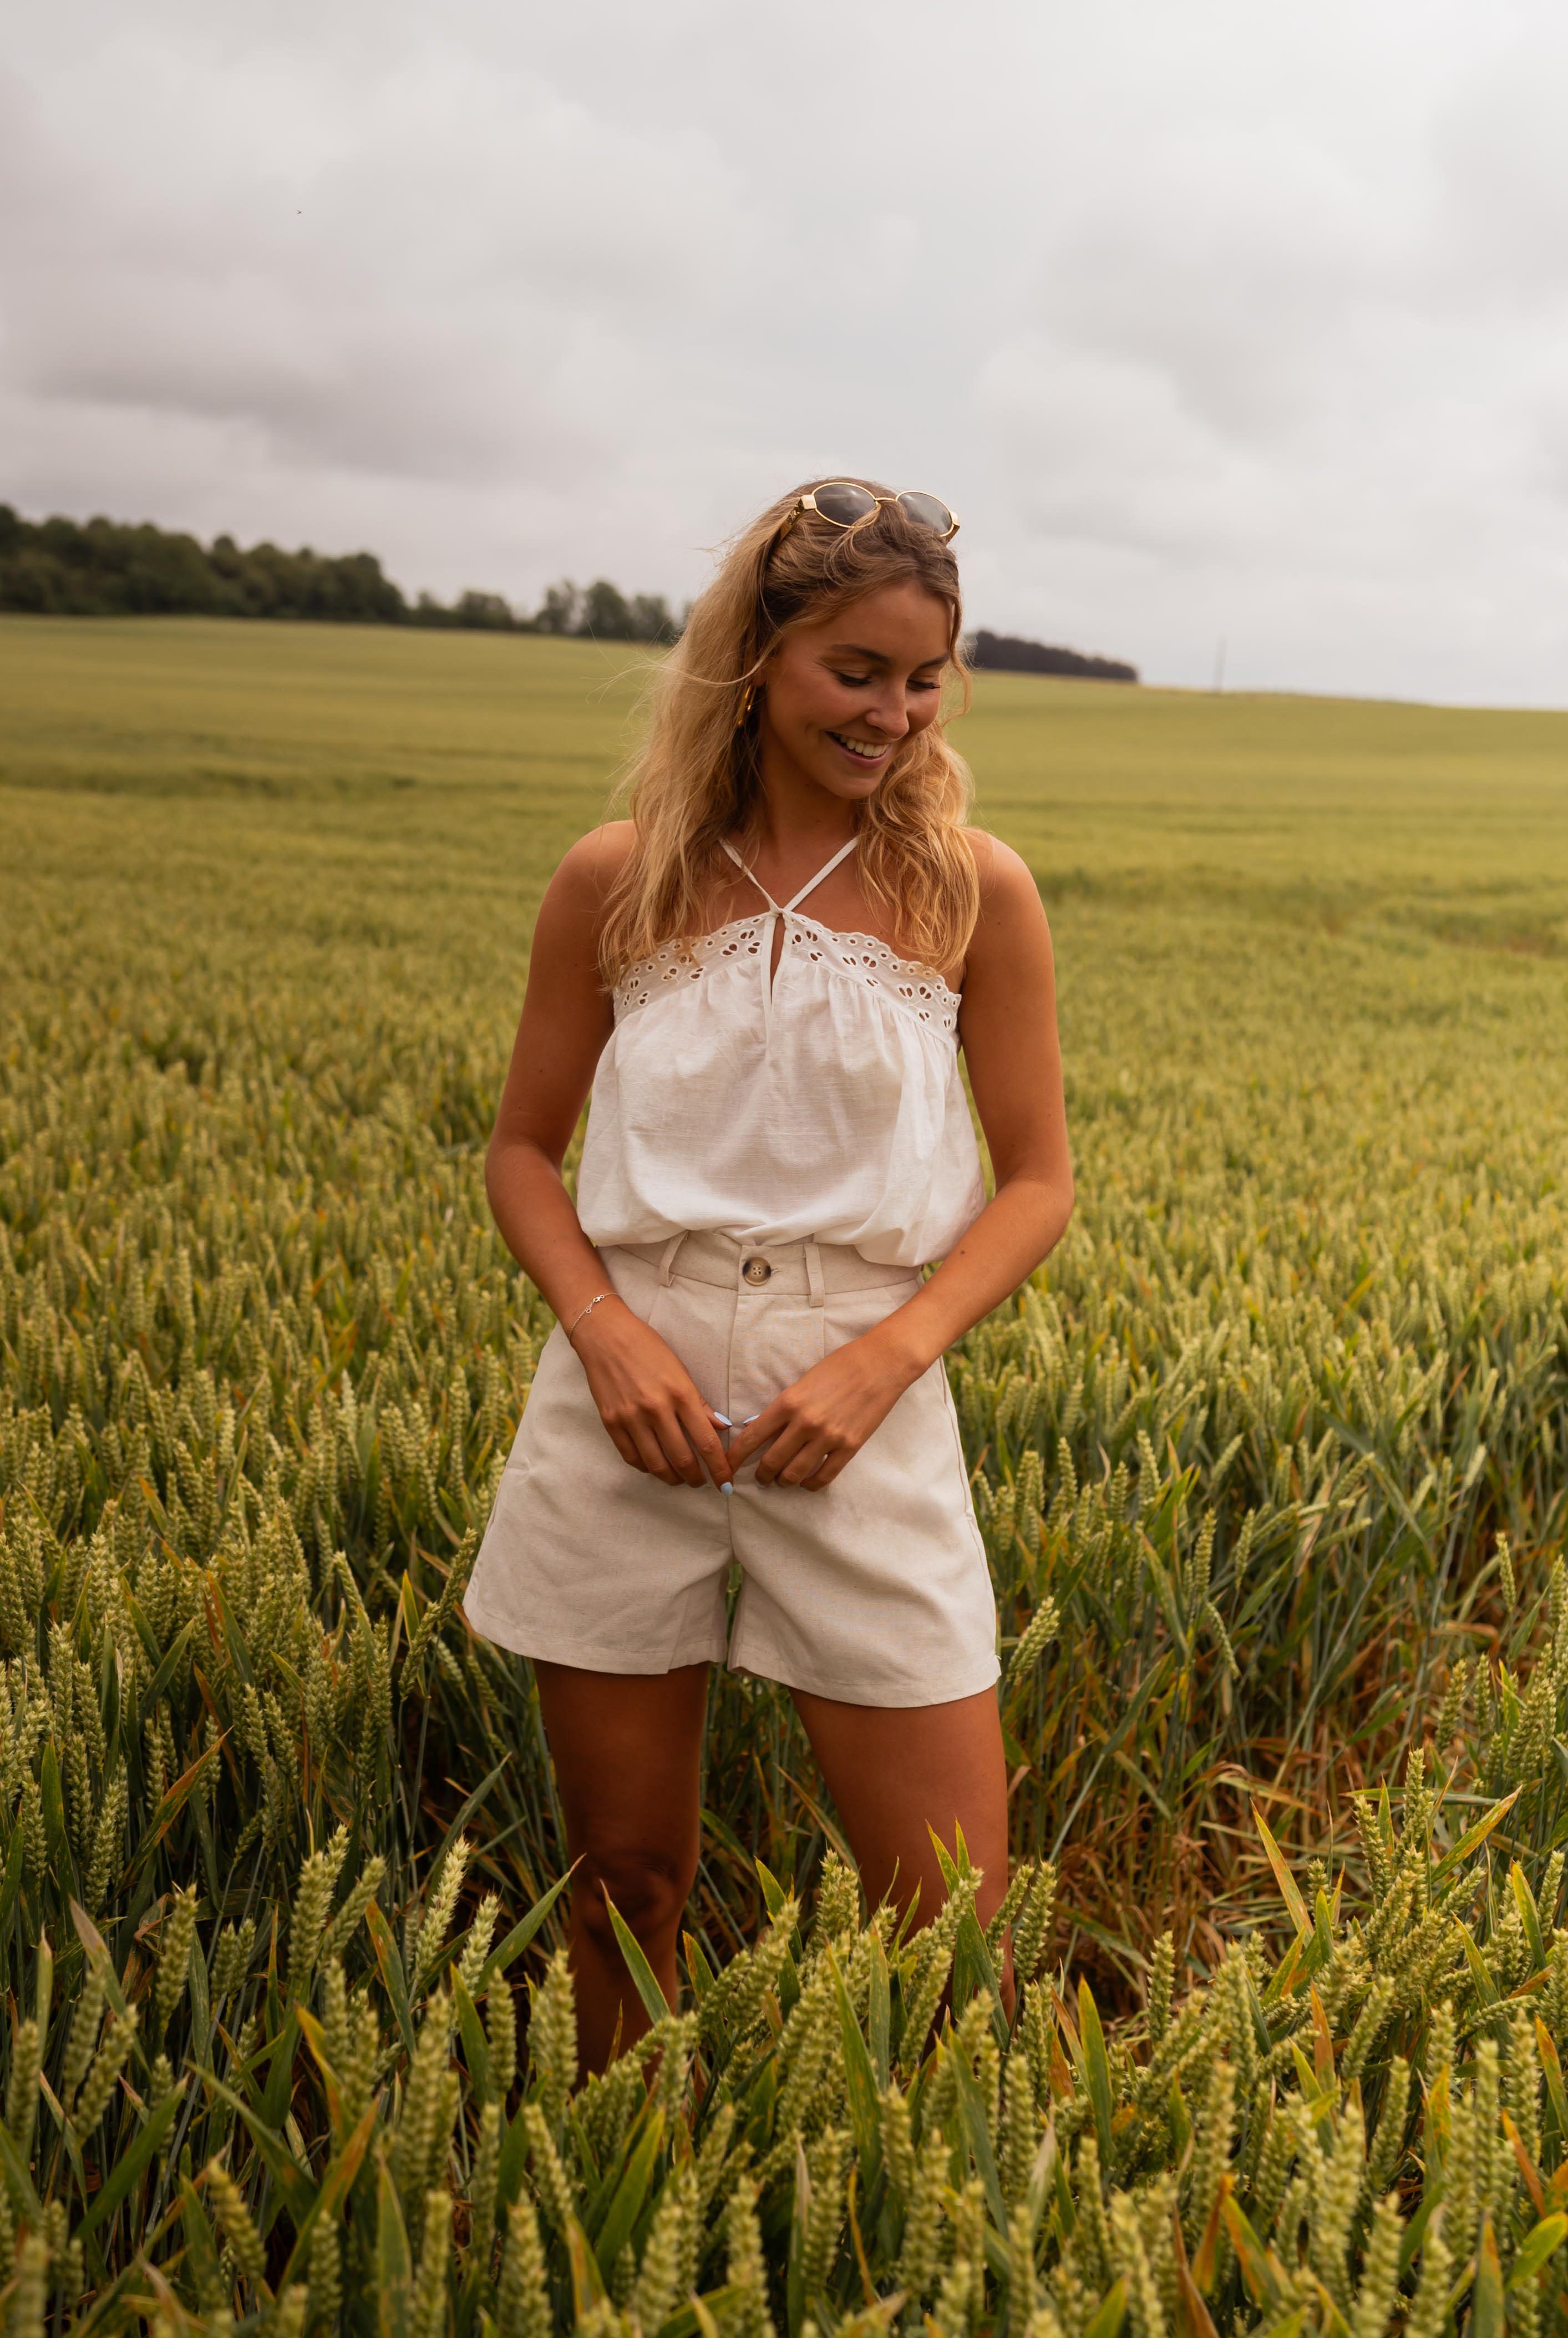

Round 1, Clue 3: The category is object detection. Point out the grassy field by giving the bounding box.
[3,615,1568,2331]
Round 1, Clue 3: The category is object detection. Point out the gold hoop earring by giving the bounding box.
[734,682,758,731]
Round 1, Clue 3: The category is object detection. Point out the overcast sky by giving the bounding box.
[4,0,1567,703]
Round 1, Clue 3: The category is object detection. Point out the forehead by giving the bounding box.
[808,580,952,665]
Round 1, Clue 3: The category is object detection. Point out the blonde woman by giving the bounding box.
[465,479,1073,2067]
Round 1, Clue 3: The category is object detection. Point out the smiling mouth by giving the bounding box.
[828,732,891,762]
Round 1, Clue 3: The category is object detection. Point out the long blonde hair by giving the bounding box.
[597,478,979,982]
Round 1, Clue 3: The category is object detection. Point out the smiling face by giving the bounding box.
[755,579,953,807]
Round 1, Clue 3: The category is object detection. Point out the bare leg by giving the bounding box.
[791,1683,1014,2012]
[533,1659,709,2073]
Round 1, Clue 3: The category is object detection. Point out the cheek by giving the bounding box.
[798,683,857,735]
[772,671,841,734]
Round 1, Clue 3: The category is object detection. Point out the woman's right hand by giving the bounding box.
[569,1299,733,1490]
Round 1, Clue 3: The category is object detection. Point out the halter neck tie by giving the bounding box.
[721,837,859,1041]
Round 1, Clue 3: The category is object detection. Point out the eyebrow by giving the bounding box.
[829,642,948,668]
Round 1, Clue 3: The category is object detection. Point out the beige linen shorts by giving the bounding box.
[462,1231,999,1707]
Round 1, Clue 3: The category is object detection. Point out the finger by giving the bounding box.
[708,1408,738,1487]
[628,1419,683,1485]
[681,1403,733,1491]
[648,1408,706,1488]
[800,1445,854,1489]
[778,1441,838,1488]
[726,1406,787,1471]
[606,1426,648,1473]
[753,1420,818,1487]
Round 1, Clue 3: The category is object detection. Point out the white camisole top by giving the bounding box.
[575,838,987,1267]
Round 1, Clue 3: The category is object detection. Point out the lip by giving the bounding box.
[826,730,894,768]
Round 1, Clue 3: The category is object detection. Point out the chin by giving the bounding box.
[809,749,887,794]
[816,769,884,804]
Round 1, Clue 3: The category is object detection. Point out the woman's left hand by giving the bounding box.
[723,1327,925,1490]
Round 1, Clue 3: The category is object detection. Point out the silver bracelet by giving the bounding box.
[565,1290,615,1343]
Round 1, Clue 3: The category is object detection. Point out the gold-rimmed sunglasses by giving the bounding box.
[780,481,960,544]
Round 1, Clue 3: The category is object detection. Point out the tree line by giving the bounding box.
[968,629,1138,683]
[0,506,682,642]
[0,507,1140,676]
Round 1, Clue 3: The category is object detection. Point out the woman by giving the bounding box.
[465,479,1073,2068]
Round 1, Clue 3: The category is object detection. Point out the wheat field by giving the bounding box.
[2,615,1567,2332]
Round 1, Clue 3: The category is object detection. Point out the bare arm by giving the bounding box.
[876,832,1074,1364]
[485,829,622,1322]
[486,826,732,1490]
[727,835,1073,1487]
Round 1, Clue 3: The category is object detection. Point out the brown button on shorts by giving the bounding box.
[461,1231,999,1708]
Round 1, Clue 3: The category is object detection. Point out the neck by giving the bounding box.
[748,758,860,862]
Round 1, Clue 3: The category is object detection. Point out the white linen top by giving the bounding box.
[575,839,987,1267]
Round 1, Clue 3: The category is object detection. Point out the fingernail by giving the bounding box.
[719,1482,733,1496]
[743,1413,759,1423]
[712,1412,732,1427]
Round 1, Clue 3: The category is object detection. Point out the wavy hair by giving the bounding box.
[597,477,978,983]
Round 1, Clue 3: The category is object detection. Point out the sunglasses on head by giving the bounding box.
[779,481,960,545]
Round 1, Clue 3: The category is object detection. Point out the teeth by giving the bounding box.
[833,734,886,759]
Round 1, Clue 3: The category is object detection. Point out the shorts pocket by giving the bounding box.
[601,1247,727,1409]
[600,1246,669,1337]
[821,1275,921,1357]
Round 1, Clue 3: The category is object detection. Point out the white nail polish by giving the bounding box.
[712,1412,732,1427]
[719,1482,734,1496]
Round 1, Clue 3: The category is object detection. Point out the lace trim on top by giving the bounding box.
[613,916,961,1032]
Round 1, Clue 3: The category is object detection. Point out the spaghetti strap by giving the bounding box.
[721,839,782,912]
[721,834,861,1045]
[784,836,859,912]
[720,835,857,916]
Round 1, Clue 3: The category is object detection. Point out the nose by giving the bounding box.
[863,680,910,737]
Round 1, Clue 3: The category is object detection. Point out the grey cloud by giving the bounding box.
[3,0,1566,698]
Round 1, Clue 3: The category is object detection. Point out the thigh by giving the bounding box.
[791,1685,1009,1929]
[536,1659,711,1872]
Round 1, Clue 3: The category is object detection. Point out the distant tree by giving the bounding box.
[0,547,62,611]
[534,580,581,635]
[968,630,1138,684]
[579,579,634,640]
[0,508,415,625]
[0,506,680,641]
[629,592,679,645]
[336,551,407,623]
[452,590,517,631]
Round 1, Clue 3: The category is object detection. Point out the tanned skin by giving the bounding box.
[485,579,1074,2070]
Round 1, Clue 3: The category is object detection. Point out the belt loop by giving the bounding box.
[804,1238,825,1309]
[657,1232,688,1286]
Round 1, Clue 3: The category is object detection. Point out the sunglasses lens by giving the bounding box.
[811,481,879,528]
[896,491,956,536]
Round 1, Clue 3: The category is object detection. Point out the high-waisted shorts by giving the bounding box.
[461,1231,999,1708]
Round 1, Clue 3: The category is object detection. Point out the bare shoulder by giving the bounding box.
[965,827,1041,909]
[529,822,637,982]
[962,828,1052,968]
[547,820,638,911]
